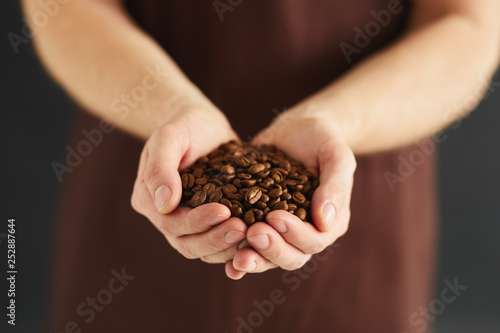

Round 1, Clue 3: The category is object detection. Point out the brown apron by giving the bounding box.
[50,1,437,332]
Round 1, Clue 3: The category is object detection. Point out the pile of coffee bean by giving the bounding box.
[180,141,318,226]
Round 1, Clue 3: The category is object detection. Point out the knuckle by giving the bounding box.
[265,247,282,261]
[144,164,162,188]
[176,241,198,260]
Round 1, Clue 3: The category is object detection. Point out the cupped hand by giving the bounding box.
[226,108,356,279]
[131,106,247,263]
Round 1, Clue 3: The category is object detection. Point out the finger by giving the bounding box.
[240,222,310,271]
[132,178,231,236]
[172,217,247,258]
[225,261,247,280]
[143,125,189,214]
[266,210,330,255]
[311,140,356,232]
[200,244,239,264]
[232,248,278,273]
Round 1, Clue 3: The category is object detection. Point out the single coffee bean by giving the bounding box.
[220,198,232,208]
[245,186,262,204]
[259,194,270,203]
[220,174,236,182]
[193,167,204,178]
[260,177,274,188]
[278,159,291,171]
[256,169,270,178]
[203,183,216,195]
[295,208,307,220]
[281,192,292,201]
[191,191,207,207]
[268,188,282,199]
[254,201,267,210]
[221,164,236,174]
[268,197,280,207]
[230,206,243,218]
[241,179,257,187]
[195,177,208,185]
[292,192,306,205]
[237,173,252,180]
[208,188,223,203]
[248,163,266,174]
[288,203,298,211]
[222,184,237,195]
[244,211,255,225]
[227,193,244,201]
[235,156,251,167]
[232,178,242,188]
[255,210,265,221]
[272,201,288,211]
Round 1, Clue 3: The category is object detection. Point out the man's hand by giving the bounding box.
[131,107,247,263]
[225,109,356,279]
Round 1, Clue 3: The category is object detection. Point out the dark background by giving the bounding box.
[1,1,499,332]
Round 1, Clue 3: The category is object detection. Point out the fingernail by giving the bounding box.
[323,203,335,231]
[209,214,229,226]
[238,240,250,249]
[269,219,287,233]
[243,261,257,272]
[154,185,172,213]
[224,230,245,244]
[248,234,270,250]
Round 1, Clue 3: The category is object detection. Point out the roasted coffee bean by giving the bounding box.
[295,208,307,220]
[256,169,270,178]
[193,184,203,192]
[231,200,244,210]
[222,184,237,195]
[292,192,306,205]
[259,194,270,203]
[237,173,252,180]
[220,174,236,182]
[260,177,274,188]
[181,173,195,189]
[235,156,251,167]
[232,178,242,188]
[254,201,267,210]
[268,188,282,199]
[281,192,292,201]
[230,206,243,218]
[220,198,232,208]
[208,189,223,203]
[270,169,283,183]
[268,197,280,207]
[244,211,256,225]
[203,183,216,195]
[288,203,298,211]
[272,201,288,211]
[193,168,204,178]
[255,210,265,221]
[248,163,266,175]
[195,177,208,185]
[241,179,257,187]
[227,193,244,201]
[208,178,224,186]
[221,164,236,174]
[278,159,291,171]
[245,186,262,205]
[191,191,207,207]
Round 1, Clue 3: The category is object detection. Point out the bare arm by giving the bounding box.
[21,0,221,139]
[230,0,500,277]
[290,0,500,154]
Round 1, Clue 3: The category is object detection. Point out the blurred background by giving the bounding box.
[1,1,499,332]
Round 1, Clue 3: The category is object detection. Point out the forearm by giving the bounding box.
[22,0,216,139]
[296,9,500,154]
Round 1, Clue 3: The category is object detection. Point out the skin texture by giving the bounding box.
[22,0,500,279]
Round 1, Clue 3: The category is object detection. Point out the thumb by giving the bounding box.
[143,126,186,214]
[311,141,356,233]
